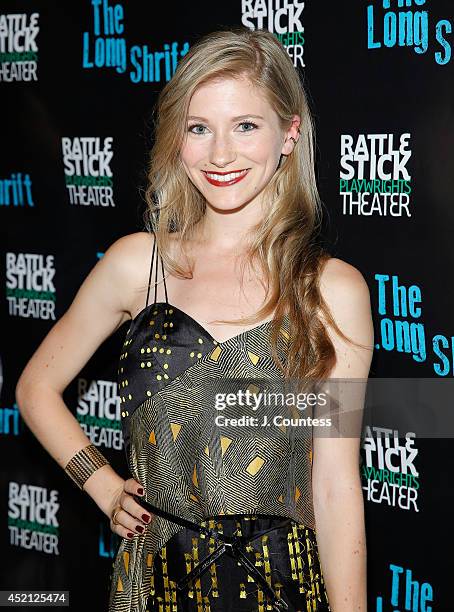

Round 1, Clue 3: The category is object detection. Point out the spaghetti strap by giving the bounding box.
[160,251,169,303]
[144,232,169,308]
[144,234,156,308]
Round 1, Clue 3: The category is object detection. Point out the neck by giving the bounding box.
[194,198,267,251]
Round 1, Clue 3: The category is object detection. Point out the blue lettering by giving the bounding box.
[432,335,452,376]
[367,5,381,49]
[435,19,452,65]
[375,274,389,315]
[82,31,94,68]
[413,10,428,54]
[368,1,429,56]
[129,45,142,83]
[390,563,404,606]
[91,0,102,36]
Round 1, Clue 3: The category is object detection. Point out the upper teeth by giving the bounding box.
[206,170,248,182]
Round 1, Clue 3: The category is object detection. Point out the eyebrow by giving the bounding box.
[187,114,265,122]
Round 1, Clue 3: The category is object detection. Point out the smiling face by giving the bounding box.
[179,75,298,214]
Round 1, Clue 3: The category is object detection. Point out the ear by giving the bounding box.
[281,114,301,156]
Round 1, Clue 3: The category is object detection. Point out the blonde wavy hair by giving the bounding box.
[142,26,355,380]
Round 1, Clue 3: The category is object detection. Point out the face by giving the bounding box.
[179,75,300,213]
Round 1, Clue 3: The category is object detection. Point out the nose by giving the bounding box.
[208,131,237,168]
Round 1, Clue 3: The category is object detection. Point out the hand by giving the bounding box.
[108,478,154,540]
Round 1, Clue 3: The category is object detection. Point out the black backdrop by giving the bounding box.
[2,1,453,610]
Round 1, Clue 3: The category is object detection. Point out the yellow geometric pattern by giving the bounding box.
[246,456,265,476]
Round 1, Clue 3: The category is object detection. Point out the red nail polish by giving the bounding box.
[136,525,144,533]
[127,532,134,538]
[137,487,144,496]
[142,514,150,523]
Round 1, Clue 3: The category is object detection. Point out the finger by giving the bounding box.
[123,478,145,497]
[110,507,147,536]
[122,492,154,526]
[110,519,136,540]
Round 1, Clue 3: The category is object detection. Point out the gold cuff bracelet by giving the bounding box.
[64,443,109,490]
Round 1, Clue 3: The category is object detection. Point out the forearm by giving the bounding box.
[16,382,124,517]
[313,479,367,612]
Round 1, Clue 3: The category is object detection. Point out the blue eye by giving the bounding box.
[239,121,258,132]
[187,124,207,134]
[188,123,205,134]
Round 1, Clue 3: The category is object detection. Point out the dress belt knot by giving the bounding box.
[135,495,291,611]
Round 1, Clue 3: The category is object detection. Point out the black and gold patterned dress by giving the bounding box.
[108,234,331,612]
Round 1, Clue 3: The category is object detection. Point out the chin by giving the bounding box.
[206,198,255,213]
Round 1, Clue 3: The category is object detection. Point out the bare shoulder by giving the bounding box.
[106,231,154,267]
[319,257,370,299]
[100,231,155,315]
[317,256,374,359]
[318,257,371,320]
[105,231,154,280]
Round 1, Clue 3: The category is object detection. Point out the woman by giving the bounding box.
[16,28,373,612]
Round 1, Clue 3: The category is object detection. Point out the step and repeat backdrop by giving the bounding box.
[1,1,453,610]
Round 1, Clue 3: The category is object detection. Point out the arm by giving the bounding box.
[15,231,155,538]
[312,258,374,611]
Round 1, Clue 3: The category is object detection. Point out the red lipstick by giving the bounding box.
[202,169,250,187]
